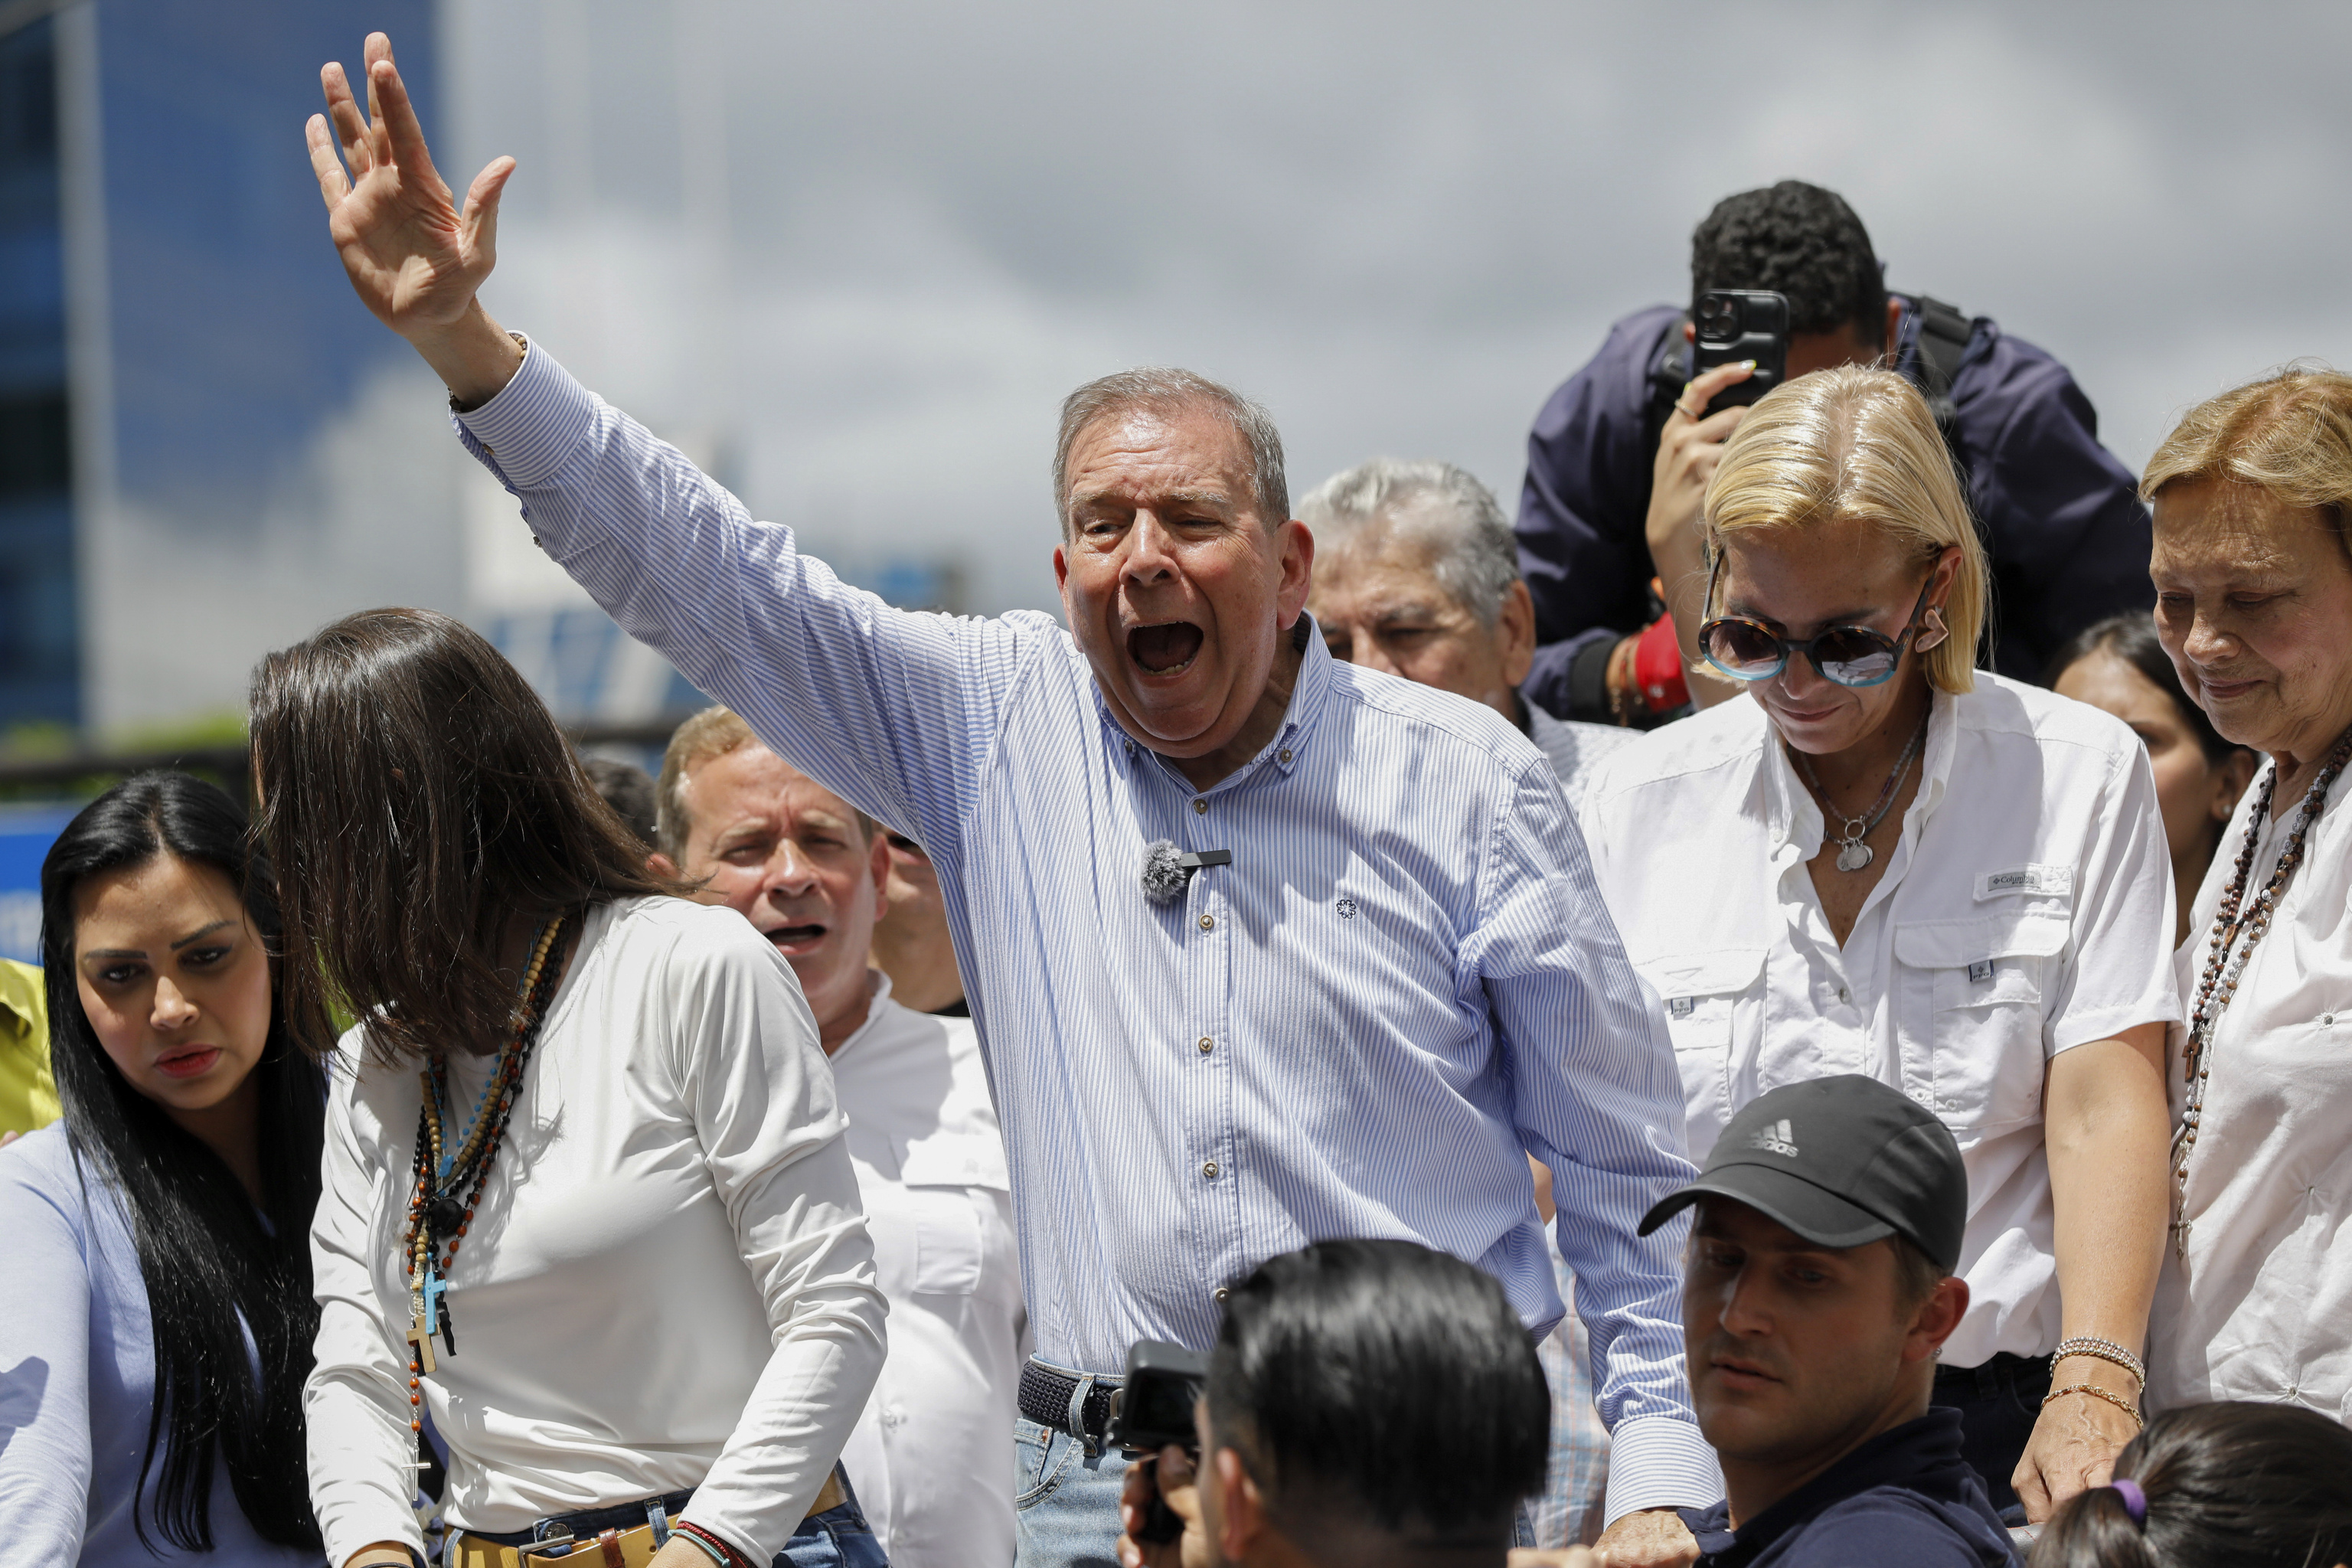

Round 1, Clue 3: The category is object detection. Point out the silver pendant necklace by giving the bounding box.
[1793,710,1930,873]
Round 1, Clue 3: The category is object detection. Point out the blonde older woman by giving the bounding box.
[1582,365,2178,1522]
[2140,368,2352,1426]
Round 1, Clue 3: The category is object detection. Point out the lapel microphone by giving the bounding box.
[1141,841,1233,905]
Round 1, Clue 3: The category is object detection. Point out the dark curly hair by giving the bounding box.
[1691,181,1886,345]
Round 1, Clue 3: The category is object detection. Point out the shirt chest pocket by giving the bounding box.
[894,1142,995,1297]
[1894,911,2069,1134]
[1638,949,1766,1136]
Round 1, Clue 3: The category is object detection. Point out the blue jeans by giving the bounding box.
[1014,1416,1129,1568]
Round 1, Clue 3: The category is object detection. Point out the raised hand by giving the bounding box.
[305,32,524,405]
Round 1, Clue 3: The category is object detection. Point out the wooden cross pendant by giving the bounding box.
[406,1305,437,1375]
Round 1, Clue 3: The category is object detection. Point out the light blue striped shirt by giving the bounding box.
[455,342,1719,1515]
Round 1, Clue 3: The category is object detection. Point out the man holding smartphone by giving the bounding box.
[1514,180,2151,727]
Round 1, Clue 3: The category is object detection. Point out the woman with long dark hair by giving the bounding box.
[273,609,887,1568]
[2047,616,2258,947]
[2027,1402,2352,1567]
[0,772,328,1563]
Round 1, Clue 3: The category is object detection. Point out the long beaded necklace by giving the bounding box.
[397,912,573,1430]
[2171,727,2352,1257]
[1792,707,1931,873]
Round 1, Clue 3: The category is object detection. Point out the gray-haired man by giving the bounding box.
[307,34,1717,1567]
[1303,459,1636,810]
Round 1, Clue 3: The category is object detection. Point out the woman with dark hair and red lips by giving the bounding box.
[2136,368,2352,1427]
[0,772,327,1565]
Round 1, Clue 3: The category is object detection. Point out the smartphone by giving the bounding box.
[1690,289,1789,416]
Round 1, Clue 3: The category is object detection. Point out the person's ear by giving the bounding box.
[1883,296,1903,356]
[1683,320,1696,345]
[866,828,891,917]
[1905,1275,1971,1364]
[1497,580,1537,688]
[2212,747,2259,824]
[1214,1446,1266,1562]
[1273,519,1315,629]
[649,851,680,879]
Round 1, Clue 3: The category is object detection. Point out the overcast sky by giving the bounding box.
[429,0,2352,618]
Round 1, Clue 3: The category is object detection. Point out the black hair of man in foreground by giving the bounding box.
[1644,1076,2018,1566]
[1116,1238,1550,1568]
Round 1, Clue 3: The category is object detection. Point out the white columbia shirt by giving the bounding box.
[305,897,887,1566]
[2149,762,2352,1419]
[1583,677,2179,1367]
[830,977,1025,1568]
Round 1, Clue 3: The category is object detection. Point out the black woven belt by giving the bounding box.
[1019,1358,1123,1444]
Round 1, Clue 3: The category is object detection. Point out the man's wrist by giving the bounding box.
[410,298,525,410]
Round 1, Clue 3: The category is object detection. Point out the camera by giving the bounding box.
[1107,1340,1210,1455]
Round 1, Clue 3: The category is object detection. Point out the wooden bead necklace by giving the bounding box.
[399,912,573,1429]
[2171,727,2352,1258]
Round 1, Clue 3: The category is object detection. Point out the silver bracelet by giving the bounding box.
[2051,1335,2145,1387]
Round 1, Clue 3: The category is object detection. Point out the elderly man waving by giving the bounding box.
[305,35,1716,1566]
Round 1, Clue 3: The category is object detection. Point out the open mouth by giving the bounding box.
[765,923,828,956]
[154,1046,223,1080]
[1127,621,1204,676]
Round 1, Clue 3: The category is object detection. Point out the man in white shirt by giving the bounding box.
[655,706,1026,1568]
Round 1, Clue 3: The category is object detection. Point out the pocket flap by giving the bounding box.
[899,1135,1010,1192]
[1895,912,2069,969]
[1637,947,1768,1000]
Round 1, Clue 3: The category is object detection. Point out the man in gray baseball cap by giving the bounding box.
[1639,1075,2021,1566]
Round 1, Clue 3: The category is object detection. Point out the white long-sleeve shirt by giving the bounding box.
[831,979,1024,1568]
[2149,762,2352,1419]
[304,896,888,1566]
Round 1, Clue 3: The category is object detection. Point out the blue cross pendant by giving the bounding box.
[420,1267,456,1357]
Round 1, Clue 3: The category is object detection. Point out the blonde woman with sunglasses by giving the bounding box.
[1579,365,2177,1526]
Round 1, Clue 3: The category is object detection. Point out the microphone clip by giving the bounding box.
[1141,841,1233,905]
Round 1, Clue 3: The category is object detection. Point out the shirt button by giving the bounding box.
[2323,1013,2337,1026]
[1198,914,1214,931]
[1202,1161,1220,1180]
[1213,1286,1230,1303]
[1192,798,1207,813]
[1279,749,1292,763]
[1197,1036,1214,1054]
[1837,986,1851,1004]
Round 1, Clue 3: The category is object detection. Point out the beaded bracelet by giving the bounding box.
[2051,1335,2145,1387]
[2043,1381,2144,1429]
[672,1521,754,1568]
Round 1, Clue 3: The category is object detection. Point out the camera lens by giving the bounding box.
[1698,296,1739,342]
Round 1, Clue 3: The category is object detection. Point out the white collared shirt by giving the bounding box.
[831,977,1026,1568]
[1583,676,2179,1367]
[2148,761,2352,1419]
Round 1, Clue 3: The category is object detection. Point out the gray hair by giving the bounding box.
[1054,368,1289,534]
[1297,459,1521,626]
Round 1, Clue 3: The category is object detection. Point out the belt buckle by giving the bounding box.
[516,1527,580,1560]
